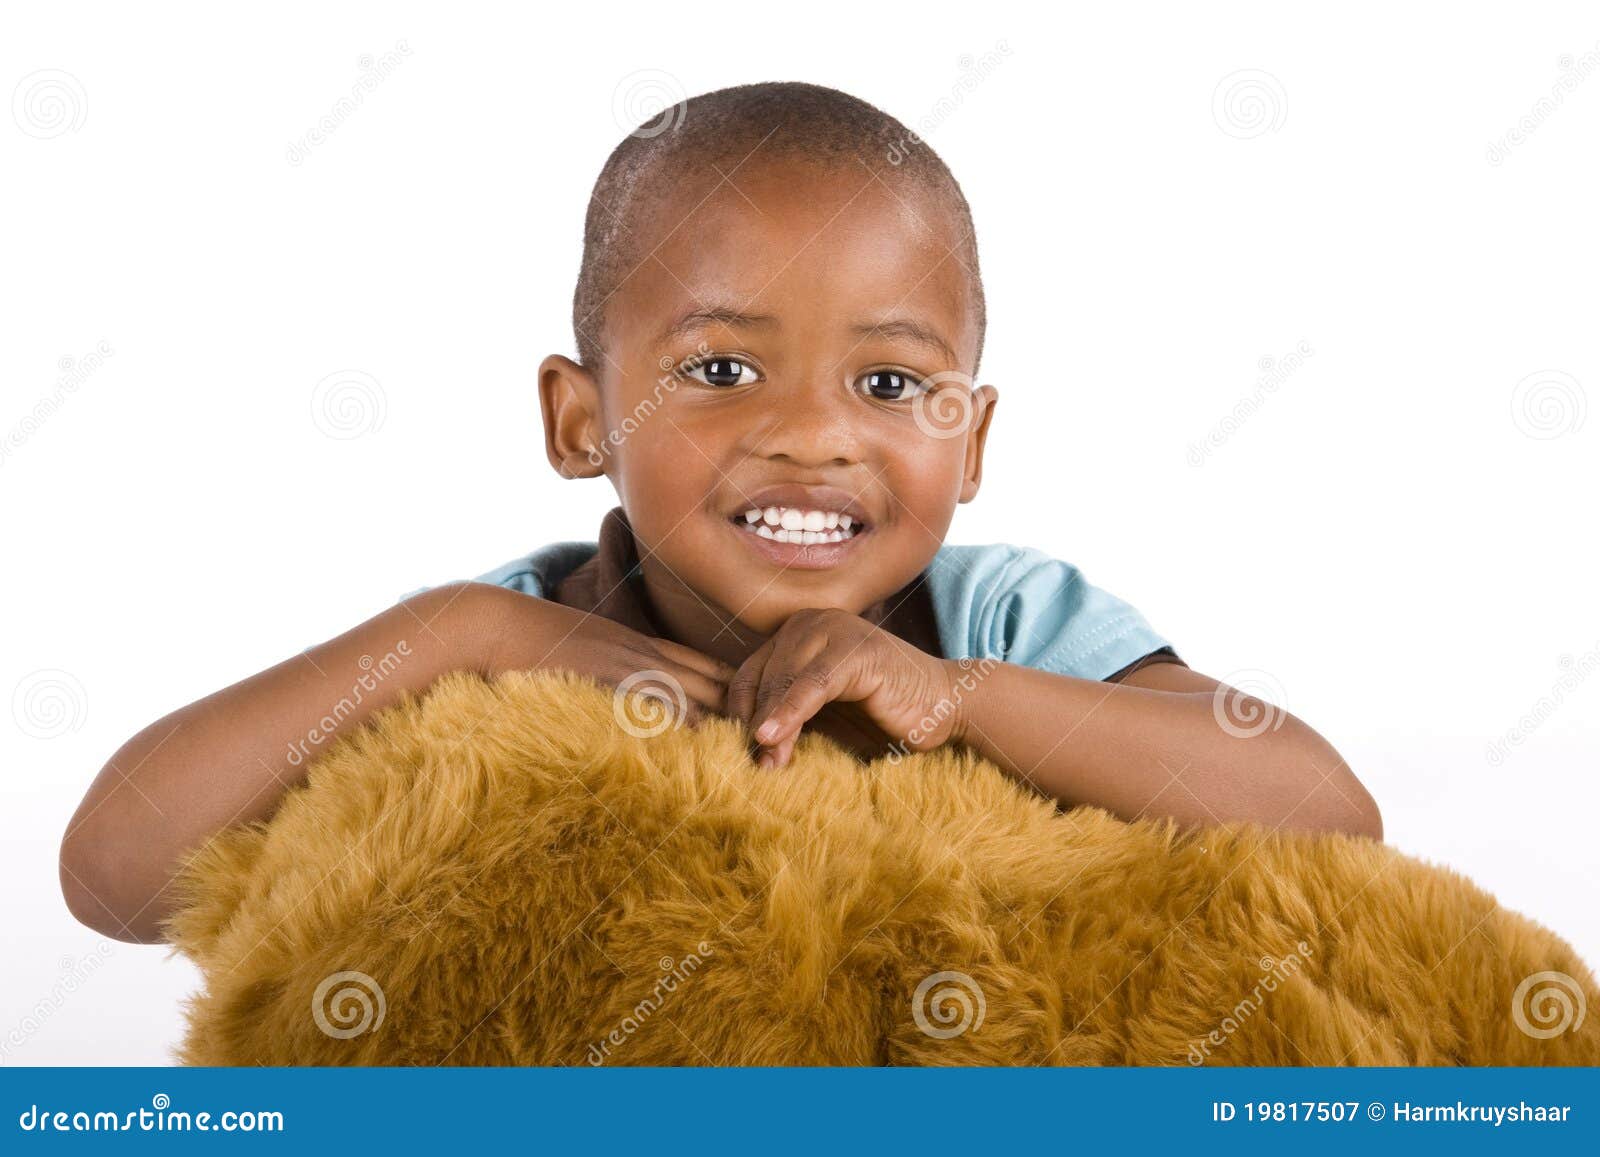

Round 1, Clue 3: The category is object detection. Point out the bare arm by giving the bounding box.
[58,583,499,944]
[60,581,734,944]
[947,659,1383,839]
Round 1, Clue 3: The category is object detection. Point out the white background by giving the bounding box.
[3,1,1596,1064]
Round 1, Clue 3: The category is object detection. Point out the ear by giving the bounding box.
[958,384,998,503]
[538,354,606,480]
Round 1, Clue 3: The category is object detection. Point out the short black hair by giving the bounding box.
[572,81,985,375]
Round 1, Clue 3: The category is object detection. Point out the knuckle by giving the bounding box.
[795,665,832,693]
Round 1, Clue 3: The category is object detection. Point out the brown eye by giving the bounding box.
[684,357,758,387]
[859,370,922,400]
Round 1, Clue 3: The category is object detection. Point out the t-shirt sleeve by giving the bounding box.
[927,543,1181,682]
[397,551,565,605]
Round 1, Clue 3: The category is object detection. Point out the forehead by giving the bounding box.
[606,158,978,364]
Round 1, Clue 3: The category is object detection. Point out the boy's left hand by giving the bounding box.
[726,608,964,768]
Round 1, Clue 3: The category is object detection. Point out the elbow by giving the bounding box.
[1318,786,1383,842]
[59,823,164,944]
[1347,787,1384,843]
[1285,722,1383,842]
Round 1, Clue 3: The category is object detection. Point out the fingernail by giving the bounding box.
[755,718,779,743]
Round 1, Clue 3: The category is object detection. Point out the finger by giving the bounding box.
[652,637,737,684]
[769,731,799,769]
[610,661,726,721]
[726,636,777,726]
[752,653,842,746]
[749,622,829,735]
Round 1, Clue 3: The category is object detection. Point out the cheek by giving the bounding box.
[893,442,970,511]
[612,430,718,525]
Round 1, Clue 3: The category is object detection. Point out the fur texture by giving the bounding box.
[167,669,1598,1066]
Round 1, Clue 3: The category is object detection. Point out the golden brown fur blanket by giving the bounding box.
[167,669,1598,1065]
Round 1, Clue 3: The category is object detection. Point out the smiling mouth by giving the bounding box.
[727,505,867,546]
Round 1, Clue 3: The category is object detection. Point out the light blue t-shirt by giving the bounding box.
[411,540,1176,682]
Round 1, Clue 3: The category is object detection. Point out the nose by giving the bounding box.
[744,373,864,469]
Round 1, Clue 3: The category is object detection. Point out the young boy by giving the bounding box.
[61,82,1381,946]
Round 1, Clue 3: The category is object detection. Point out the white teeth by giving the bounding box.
[733,504,864,546]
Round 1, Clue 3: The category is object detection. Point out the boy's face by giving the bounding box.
[558,158,995,638]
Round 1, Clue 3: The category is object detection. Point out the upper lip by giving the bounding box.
[730,483,873,527]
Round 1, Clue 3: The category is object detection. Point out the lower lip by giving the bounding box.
[724,517,870,570]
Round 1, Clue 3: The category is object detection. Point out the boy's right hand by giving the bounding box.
[474,585,735,727]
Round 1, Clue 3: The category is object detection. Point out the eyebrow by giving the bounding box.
[654,306,959,366]
[850,318,958,365]
[655,307,779,346]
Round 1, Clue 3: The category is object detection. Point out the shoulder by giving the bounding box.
[399,540,598,602]
[925,541,1179,681]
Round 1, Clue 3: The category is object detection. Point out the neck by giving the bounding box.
[635,558,768,668]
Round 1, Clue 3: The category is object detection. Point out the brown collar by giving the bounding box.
[552,505,944,659]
